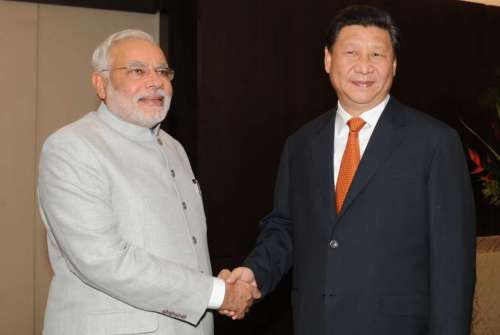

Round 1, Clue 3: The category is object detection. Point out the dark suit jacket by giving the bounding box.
[244,98,476,335]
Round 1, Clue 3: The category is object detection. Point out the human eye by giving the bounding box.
[127,66,146,78]
[156,68,169,78]
[156,67,174,80]
[370,49,387,59]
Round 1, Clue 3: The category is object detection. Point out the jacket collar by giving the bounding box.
[96,102,161,141]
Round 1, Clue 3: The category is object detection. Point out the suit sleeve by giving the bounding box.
[427,128,476,335]
[244,139,294,295]
[38,134,212,325]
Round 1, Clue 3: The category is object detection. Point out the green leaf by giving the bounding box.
[482,179,500,206]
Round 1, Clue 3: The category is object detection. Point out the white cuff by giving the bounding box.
[207,277,225,309]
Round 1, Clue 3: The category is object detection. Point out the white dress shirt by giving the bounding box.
[333,96,390,186]
[208,278,225,308]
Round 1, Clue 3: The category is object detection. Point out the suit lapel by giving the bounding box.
[309,110,337,225]
[337,98,407,220]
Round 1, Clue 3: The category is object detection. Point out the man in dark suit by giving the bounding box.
[219,5,476,335]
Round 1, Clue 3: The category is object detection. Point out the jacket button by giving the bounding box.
[170,169,176,178]
[182,202,187,210]
[329,240,339,249]
[192,236,197,244]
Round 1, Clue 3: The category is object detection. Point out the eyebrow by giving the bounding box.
[125,61,169,68]
[125,61,147,67]
[368,44,388,50]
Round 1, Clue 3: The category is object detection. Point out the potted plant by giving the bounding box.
[462,78,500,335]
[461,83,500,207]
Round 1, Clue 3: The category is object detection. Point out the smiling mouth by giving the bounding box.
[138,96,164,106]
[351,80,375,88]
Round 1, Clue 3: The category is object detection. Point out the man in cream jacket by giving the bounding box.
[38,29,259,335]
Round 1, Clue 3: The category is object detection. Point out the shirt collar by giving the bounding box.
[335,95,390,135]
[96,102,160,141]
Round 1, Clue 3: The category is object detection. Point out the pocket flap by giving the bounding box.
[87,311,159,335]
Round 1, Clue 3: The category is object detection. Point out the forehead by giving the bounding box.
[109,37,167,66]
[336,25,392,48]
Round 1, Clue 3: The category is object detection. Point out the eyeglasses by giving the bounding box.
[100,65,175,81]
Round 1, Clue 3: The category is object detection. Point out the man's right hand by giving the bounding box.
[217,267,261,319]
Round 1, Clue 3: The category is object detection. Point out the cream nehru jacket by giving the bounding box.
[38,103,214,335]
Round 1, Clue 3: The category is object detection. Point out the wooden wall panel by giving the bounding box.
[459,0,500,6]
[0,1,37,334]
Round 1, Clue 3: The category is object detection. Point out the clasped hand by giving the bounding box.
[217,267,262,320]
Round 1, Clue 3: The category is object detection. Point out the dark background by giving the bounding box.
[194,1,500,333]
[14,0,500,333]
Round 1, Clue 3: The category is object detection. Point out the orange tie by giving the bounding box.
[336,117,366,213]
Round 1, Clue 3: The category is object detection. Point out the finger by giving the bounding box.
[232,313,244,320]
[221,310,235,318]
[226,268,243,284]
[251,287,262,299]
[238,310,248,320]
[217,269,231,280]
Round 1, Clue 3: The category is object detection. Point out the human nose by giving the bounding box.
[354,53,374,74]
[145,68,165,88]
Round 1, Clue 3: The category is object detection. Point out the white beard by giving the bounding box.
[106,82,171,128]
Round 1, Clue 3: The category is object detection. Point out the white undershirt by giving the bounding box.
[333,95,390,186]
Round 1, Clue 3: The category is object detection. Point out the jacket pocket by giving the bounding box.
[86,311,159,335]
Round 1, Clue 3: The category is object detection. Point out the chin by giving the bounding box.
[126,108,165,128]
[138,104,165,115]
[348,96,376,105]
[146,110,167,125]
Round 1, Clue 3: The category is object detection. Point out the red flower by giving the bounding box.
[467,148,485,174]
[480,173,492,182]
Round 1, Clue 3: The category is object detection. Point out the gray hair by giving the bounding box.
[92,29,155,72]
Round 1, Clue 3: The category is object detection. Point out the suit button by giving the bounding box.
[329,240,339,249]
[170,169,176,178]
[182,202,187,210]
[157,137,163,145]
[192,236,197,244]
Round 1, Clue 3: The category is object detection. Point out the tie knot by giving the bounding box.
[347,117,366,133]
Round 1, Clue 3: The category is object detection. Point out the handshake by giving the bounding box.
[217,267,262,320]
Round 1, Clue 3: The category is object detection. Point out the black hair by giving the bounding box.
[325,5,399,53]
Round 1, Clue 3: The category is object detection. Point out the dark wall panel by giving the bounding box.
[197,1,500,333]
[161,0,198,168]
